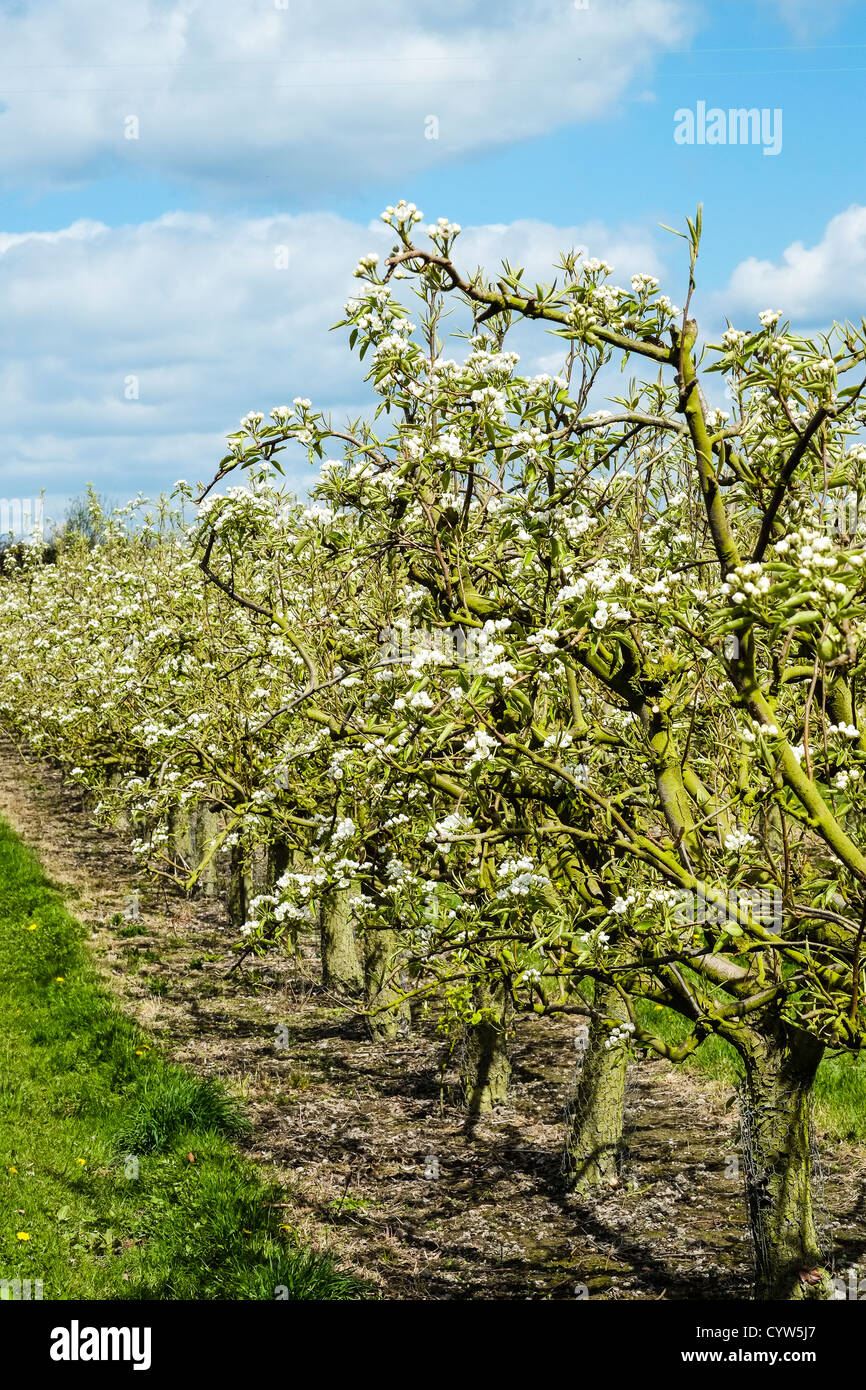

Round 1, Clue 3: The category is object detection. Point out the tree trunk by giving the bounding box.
[267,837,300,955]
[107,771,131,831]
[461,979,511,1115]
[564,983,628,1192]
[320,886,364,995]
[363,926,408,1040]
[740,1026,833,1300]
[192,806,223,900]
[168,805,194,879]
[267,836,292,886]
[227,845,252,931]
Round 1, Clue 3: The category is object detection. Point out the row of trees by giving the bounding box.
[3,204,866,1298]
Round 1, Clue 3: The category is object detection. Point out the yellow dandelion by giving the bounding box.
[8,1166,18,1174]
[26,924,38,931]
[55,976,65,983]
[16,1232,30,1241]
[75,1159,86,1166]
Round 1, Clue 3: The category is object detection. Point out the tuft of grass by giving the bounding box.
[0,818,367,1300]
[113,1071,251,1154]
[117,922,147,938]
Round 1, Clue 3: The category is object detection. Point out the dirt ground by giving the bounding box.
[1,736,864,1300]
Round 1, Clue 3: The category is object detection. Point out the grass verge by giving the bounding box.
[636,1000,866,1141]
[0,817,365,1299]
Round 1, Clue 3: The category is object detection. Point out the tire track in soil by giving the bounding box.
[0,738,862,1299]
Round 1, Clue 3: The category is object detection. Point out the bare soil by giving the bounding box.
[1,737,864,1300]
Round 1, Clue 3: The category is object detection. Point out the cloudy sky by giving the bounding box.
[2,0,865,522]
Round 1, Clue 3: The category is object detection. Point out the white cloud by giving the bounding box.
[0,0,693,195]
[721,204,866,324]
[0,209,667,502]
[764,0,854,39]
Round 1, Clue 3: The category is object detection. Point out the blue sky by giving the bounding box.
[2,0,865,523]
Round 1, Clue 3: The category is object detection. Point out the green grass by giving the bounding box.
[636,999,866,1141]
[113,1072,252,1155]
[0,818,366,1299]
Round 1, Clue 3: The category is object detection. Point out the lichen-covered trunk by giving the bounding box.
[107,771,131,832]
[320,886,364,996]
[564,983,627,1192]
[740,1027,833,1300]
[192,806,224,900]
[460,979,511,1115]
[167,804,194,877]
[363,926,408,1040]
